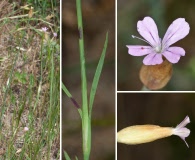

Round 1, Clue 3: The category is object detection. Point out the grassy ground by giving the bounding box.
[0,1,60,159]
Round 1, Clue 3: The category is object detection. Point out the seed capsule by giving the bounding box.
[139,59,172,90]
[117,116,190,147]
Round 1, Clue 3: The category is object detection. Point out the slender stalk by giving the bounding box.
[76,0,91,160]
[33,33,44,111]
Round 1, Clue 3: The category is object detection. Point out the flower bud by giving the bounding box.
[117,125,172,145]
[139,59,172,90]
[117,116,190,147]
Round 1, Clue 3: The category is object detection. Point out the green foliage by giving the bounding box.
[89,32,108,118]
[64,151,72,160]
[24,0,58,15]
[0,1,60,159]
[14,71,27,84]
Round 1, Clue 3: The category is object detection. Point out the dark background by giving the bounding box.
[117,93,195,160]
[117,0,195,91]
[62,0,115,160]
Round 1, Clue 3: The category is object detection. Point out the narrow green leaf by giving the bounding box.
[62,82,82,119]
[89,32,109,117]
[62,82,71,98]
[75,156,79,160]
[64,151,71,160]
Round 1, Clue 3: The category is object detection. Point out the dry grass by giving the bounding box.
[0,1,60,159]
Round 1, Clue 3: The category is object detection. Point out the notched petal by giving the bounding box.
[162,47,185,64]
[162,18,190,47]
[162,51,181,64]
[167,47,185,56]
[137,17,160,47]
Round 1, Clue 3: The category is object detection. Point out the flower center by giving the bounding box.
[131,35,165,53]
[155,46,162,53]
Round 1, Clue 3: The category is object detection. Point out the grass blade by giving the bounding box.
[89,32,109,118]
[62,82,72,98]
[62,82,82,118]
[64,151,72,160]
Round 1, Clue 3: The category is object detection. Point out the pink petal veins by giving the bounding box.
[167,47,185,56]
[162,18,190,48]
[137,17,160,47]
[162,52,180,64]
[172,116,190,148]
[162,47,185,63]
[143,53,163,65]
[126,45,152,56]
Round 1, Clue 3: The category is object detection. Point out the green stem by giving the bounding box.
[76,0,91,160]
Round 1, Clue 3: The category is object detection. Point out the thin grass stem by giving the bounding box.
[76,0,90,159]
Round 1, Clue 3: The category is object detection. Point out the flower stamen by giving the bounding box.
[132,35,154,47]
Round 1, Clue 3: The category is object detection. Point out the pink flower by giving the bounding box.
[24,127,29,132]
[127,17,190,65]
[53,32,57,37]
[41,27,48,32]
[173,116,190,148]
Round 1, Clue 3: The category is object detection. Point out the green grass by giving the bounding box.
[0,1,60,159]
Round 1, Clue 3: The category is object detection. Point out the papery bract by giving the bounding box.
[127,17,190,65]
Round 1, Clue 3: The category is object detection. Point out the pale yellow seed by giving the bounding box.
[117,125,173,145]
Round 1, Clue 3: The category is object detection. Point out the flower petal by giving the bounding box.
[126,45,152,56]
[143,53,163,65]
[172,116,190,148]
[167,47,185,56]
[175,116,190,129]
[137,17,160,47]
[162,18,190,47]
[162,47,185,63]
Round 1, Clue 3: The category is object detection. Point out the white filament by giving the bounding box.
[132,35,154,47]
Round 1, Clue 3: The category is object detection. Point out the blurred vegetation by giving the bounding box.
[118,0,195,90]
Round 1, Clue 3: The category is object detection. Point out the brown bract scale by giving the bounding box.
[139,59,172,90]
